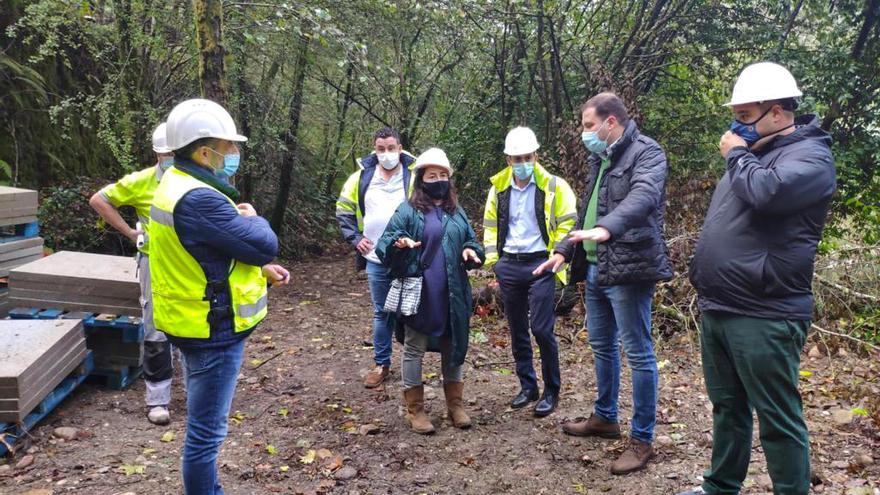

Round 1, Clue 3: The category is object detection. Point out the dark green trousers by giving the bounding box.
[700,310,811,495]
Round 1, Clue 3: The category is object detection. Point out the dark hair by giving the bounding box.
[409,168,458,214]
[373,126,401,145]
[174,137,220,160]
[768,97,799,112]
[581,92,630,125]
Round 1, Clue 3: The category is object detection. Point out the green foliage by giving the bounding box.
[38,180,133,255]
[2,0,879,257]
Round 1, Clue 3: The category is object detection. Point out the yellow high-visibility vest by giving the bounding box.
[149,166,268,338]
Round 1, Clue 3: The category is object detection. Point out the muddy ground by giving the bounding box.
[1,258,879,495]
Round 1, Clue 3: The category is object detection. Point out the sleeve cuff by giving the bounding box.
[725,146,751,170]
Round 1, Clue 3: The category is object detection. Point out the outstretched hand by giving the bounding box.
[532,253,565,276]
[567,227,610,243]
[462,248,481,265]
[394,237,422,249]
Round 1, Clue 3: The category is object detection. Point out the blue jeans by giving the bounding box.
[365,260,394,366]
[585,264,658,443]
[180,339,246,495]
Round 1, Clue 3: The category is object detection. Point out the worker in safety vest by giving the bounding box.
[89,122,178,426]
[335,127,416,388]
[150,98,289,494]
[482,126,577,418]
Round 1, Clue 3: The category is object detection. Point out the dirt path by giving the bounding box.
[2,258,878,494]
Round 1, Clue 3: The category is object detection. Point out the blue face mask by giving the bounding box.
[219,154,240,177]
[209,148,241,177]
[730,106,773,145]
[581,119,610,154]
[512,161,534,181]
[158,157,174,171]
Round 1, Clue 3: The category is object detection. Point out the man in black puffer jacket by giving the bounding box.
[536,92,672,475]
[678,63,836,495]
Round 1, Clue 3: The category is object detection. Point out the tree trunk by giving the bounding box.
[193,0,228,104]
[271,32,311,236]
[324,63,355,196]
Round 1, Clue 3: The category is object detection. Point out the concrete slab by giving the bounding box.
[0,254,44,277]
[0,245,43,263]
[0,320,84,388]
[0,237,43,254]
[0,346,89,422]
[0,216,38,228]
[9,251,139,294]
[8,287,139,307]
[0,327,85,394]
[0,340,87,401]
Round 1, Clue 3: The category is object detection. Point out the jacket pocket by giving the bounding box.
[608,168,631,201]
[616,226,653,244]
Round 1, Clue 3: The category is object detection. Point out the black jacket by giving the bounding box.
[555,120,673,286]
[688,115,836,320]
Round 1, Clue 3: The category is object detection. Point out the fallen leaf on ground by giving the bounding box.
[299,450,317,464]
[119,464,145,476]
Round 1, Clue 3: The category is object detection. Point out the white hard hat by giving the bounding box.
[504,126,540,156]
[725,62,802,106]
[413,147,453,176]
[165,98,247,151]
[151,123,171,153]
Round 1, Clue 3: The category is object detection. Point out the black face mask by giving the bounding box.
[422,180,450,200]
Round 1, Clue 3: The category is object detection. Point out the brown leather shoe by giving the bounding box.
[561,414,621,439]
[611,438,654,475]
[363,365,389,388]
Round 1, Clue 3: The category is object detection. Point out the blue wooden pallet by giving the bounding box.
[87,364,142,391]
[0,221,39,244]
[0,352,94,457]
[8,307,144,343]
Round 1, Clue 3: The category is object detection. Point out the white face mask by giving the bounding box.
[378,152,400,170]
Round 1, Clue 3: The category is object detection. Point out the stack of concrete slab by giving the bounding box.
[0,186,43,277]
[8,251,140,316]
[0,186,38,227]
[0,319,88,422]
[0,237,44,278]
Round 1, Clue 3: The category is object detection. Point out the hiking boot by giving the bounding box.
[363,365,389,388]
[676,489,706,495]
[443,381,472,429]
[403,386,435,435]
[147,405,170,425]
[561,413,621,439]
[611,438,654,475]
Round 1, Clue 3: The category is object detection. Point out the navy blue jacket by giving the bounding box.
[166,160,278,349]
[689,115,836,320]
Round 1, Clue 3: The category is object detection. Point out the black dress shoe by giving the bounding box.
[510,389,539,409]
[533,393,558,417]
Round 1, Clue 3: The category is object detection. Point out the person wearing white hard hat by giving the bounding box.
[681,63,836,495]
[537,92,673,475]
[149,98,290,495]
[89,122,178,426]
[335,127,417,389]
[482,126,577,418]
[375,147,485,434]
